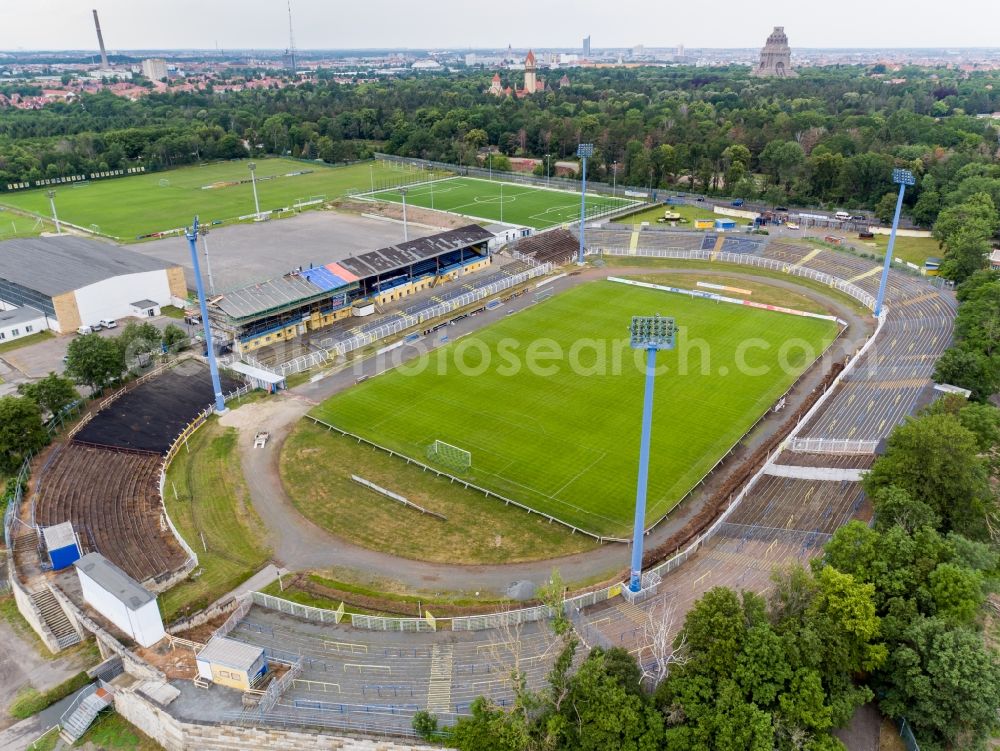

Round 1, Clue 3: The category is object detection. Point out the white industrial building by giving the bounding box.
[0,303,48,343]
[74,552,165,647]
[0,237,186,333]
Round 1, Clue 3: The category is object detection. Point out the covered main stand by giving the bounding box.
[227,361,286,393]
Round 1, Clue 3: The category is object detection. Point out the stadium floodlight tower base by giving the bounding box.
[186,216,227,414]
[577,143,594,265]
[628,315,676,593]
[874,168,916,318]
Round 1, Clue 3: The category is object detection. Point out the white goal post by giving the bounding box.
[426,440,471,471]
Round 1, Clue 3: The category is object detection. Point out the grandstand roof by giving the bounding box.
[337,224,494,279]
[214,224,493,322]
[0,237,175,297]
[74,552,155,609]
[214,272,329,321]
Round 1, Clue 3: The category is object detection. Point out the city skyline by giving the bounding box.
[3,0,1000,52]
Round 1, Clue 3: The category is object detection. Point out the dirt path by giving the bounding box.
[226,264,871,597]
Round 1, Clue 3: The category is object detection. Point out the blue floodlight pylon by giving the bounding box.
[577,143,594,264]
[628,315,676,593]
[874,168,916,318]
[185,216,227,414]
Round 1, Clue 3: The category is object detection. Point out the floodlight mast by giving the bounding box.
[628,315,676,593]
[874,168,916,317]
[186,216,226,414]
[577,143,594,264]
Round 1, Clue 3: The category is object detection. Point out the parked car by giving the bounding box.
[835,211,851,221]
[90,322,103,331]
[731,199,744,207]
[99,319,117,329]
[852,215,866,222]
[774,206,789,212]
[76,325,93,335]
[786,222,800,230]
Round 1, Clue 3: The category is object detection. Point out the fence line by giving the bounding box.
[374,152,655,203]
[258,657,303,713]
[787,437,880,454]
[250,591,346,624]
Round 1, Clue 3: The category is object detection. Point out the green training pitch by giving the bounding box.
[0,159,439,241]
[310,280,839,537]
[365,176,636,230]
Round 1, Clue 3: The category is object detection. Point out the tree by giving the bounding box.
[863,412,992,538]
[118,321,162,370]
[411,710,438,741]
[162,323,188,352]
[874,191,899,224]
[0,395,47,474]
[64,333,125,392]
[760,140,805,189]
[17,372,79,419]
[879,617,1000,750]
[932,345,1000,402]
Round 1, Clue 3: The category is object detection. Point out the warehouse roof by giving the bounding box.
[74,552,155,609]
[196,635,264,671]
[0,237,174,297]
[0,305,46,326]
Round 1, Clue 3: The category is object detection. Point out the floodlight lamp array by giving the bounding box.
[630,315,676,350]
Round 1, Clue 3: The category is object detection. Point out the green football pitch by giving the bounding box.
[0,159,439,241]
[311,281,839,537]
[365,176,637,230]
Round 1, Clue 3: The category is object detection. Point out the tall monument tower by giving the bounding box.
[752,26,797,78]
[92,9,110,70]
[523,50,537,93]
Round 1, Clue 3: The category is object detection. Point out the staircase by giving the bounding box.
[426,644,454,714]
[31,588,80,649]
[59,683,114,744]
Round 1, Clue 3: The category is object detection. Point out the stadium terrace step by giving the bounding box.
[426,644,454,714]
[30,587,80,649]
[59,684,114,743]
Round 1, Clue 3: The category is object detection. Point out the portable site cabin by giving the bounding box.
[74,552,165,647]
[694,219,714,230]
[195,636,267,691]
[925,257,942,276]
[42,522,81,570]
[714,218,737,231]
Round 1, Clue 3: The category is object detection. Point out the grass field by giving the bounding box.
[0,208,53,240]
[0,159,438,241]
[311,280,838,537]
[280,420,597,563]
[161,419,270,622]
[365,176,636,230]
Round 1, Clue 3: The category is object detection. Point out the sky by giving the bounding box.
[1,0,997,52]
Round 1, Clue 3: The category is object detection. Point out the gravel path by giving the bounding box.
[225,264,870,597]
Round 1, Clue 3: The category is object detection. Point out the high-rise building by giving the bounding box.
[752,26,798,78]
[141,58,168,80]
[583,35,591,57]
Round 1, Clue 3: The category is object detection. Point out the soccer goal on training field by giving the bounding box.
[426,440,471,472]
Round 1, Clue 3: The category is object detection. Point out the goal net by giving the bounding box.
[426,440,471,472]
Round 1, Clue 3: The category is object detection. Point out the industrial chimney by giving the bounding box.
[92,9,109,69]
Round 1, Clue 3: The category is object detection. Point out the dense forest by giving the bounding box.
[1,65,999,227]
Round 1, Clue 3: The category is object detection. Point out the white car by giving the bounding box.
[99,319,118,329]
[76,325,93,335]
[786,222,800,230]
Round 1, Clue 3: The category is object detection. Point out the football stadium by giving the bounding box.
[3,158,957,744]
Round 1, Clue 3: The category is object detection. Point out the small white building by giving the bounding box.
[130,299,161,318]
[196,636,267,691]
[74,552,165,648]
[0,305,48,343]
